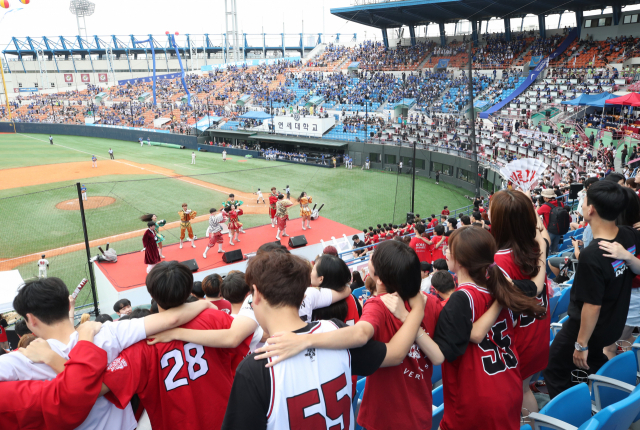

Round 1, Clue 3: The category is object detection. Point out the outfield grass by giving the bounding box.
[0,132,472,305]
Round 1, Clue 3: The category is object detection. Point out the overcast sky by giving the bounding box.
[0,0,373,48]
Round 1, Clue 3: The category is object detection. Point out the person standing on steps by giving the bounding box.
[108,148,114,160]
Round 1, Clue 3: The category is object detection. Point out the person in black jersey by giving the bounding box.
[544,181,640,398]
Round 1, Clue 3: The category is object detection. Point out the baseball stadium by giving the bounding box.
[1,0,640,429]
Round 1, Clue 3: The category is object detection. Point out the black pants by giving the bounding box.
[544,320,608,399]
[110,154,114,160]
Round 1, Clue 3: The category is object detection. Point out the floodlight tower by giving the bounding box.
[224,0,241,62]
[69,0,95,40]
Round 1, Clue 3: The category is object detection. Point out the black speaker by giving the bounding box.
[521,108,526,115]
[569,183,583,200]
[222,249,243,264]
[545,110,551,118]
[406,212,415,224]
[370,132,375,137]
[288,235,308,248]
[180,259,199,272]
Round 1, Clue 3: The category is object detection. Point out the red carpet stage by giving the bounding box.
[95,217,361,305]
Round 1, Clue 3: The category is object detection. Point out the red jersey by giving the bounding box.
[358,293,441,430]
[0,319,7,343]
[0,341,106,430]
[441,283,522,430]
[268,194,278,218]
[441,209,450,216]
[344,294,360,326]
[431,236,447,262]
[104,309,250,430]
[494,249,549,378]
[410,236,432,263]
[210,298,232,315]
[371,234,379,244]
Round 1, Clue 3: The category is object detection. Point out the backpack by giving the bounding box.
[545,202,571,235]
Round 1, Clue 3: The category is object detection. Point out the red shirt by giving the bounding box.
[537,200,562,229]
[441,209,450,216]
[344,294,360,327]
[358,293,441,430]
[494,249,549,378]
[0,320,7,343]
[431,236,446,262]
[210,298,232,315]
[410,236,432,262]
[371,234,379,244]
[440,283,522,430]
[104,310,250,430]
[0,341,106,430]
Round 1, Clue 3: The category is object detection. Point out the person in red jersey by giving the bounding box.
[430,225,447,262]
[0,322,106,430]
[410,223,433,263]
[268,187,279,228]
[254,240,442,430]
[489,190,551,421]
[202,274,232,314]
[405,226,546,430]
[102,261,250,430]
[441,206,450,216]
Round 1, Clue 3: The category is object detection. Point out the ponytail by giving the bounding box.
[485,265,545,319]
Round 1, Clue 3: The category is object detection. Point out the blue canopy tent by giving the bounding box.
[239,111,272,120]
[560,92,613,107]
[588,93,617,108]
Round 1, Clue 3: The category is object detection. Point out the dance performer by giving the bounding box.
[179,203,197,249]
[140,214,167,258]
[268,187,279,228]
[226,204,244,246]
[275,194,293,241]
[203,208,228,258]
[254,188,265,204]
[142,221,161,273]
[298,191,313,230]
[223,194,244,235]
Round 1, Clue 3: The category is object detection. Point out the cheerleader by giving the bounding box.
[140,214,166,258]
[298,191,313,230]
[226,204,244,246]
[203,208,228,258]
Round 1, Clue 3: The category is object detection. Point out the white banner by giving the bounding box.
[271,115,335,138]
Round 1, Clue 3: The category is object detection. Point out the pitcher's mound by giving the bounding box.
[56,196,116,211]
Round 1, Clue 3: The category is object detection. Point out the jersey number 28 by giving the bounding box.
[161,343,209,391]
[286,373,351,429]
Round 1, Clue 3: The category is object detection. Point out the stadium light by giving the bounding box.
[69,0,95,39]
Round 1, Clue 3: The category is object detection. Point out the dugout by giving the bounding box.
[250,133,347,159]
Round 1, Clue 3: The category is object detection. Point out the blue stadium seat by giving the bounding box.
[431,385,444,430]
[590,351,637,412]
[431,364,442,386]
[528,383,593,429]
[550,315,569,337]
[352,287,366,299]
[632,341,640,379]
[550,287,571,324]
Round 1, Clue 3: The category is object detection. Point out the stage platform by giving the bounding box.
[94,217,361,313]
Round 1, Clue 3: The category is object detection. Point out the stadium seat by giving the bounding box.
[590,351,638,413]
[550,287,571,324]
[431,385,444,430]
[550,315,569,337]
[531,384,640,430]
[632,341,640,379]
[431,364,442,386]
[352,287,366,299]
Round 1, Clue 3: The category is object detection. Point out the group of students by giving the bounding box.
[3,180,640,430]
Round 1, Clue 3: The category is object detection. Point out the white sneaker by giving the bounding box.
[275,236,280,241]
[307,225,312,229]
[302,227,306,230]
[282,233,289,237]
[230,241,234,246]
[160,254,166,259]
[180,242,183,249]
[240,230,245,234]
[203,252,207,259]
[191,242,196,248]
[236,239,240,242]
[218,249,225,253]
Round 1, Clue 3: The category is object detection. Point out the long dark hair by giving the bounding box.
[489,190,540,279]
[449,227,544,318]
[617,187,640,227]
[140,213,155,222]
[351,271,364,288]
[298,191,307,201]
[311,255,351,322]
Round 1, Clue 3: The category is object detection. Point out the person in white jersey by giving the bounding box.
[37,255,49,278]
[191,151,196,165]
[255,188,265,204]
[81,184,87,201]
[49,135,53,145]
[147,242,352,354]
[0,277,214,430]
[222,149,227,161]
[221,250,426,429]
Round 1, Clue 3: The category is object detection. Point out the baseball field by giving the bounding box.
[0,132,471,309]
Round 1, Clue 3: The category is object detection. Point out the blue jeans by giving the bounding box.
[549,232,562,254]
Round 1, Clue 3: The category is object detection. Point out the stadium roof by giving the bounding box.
[330,0,638,28]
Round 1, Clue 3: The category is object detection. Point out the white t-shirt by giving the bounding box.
[421,275,432,293]
[0,319,146,430]
[230,313,264,353]
[239,287,333,325]
[38,259,49,268]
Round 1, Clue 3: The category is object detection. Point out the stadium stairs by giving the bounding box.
[480,28,579,119]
